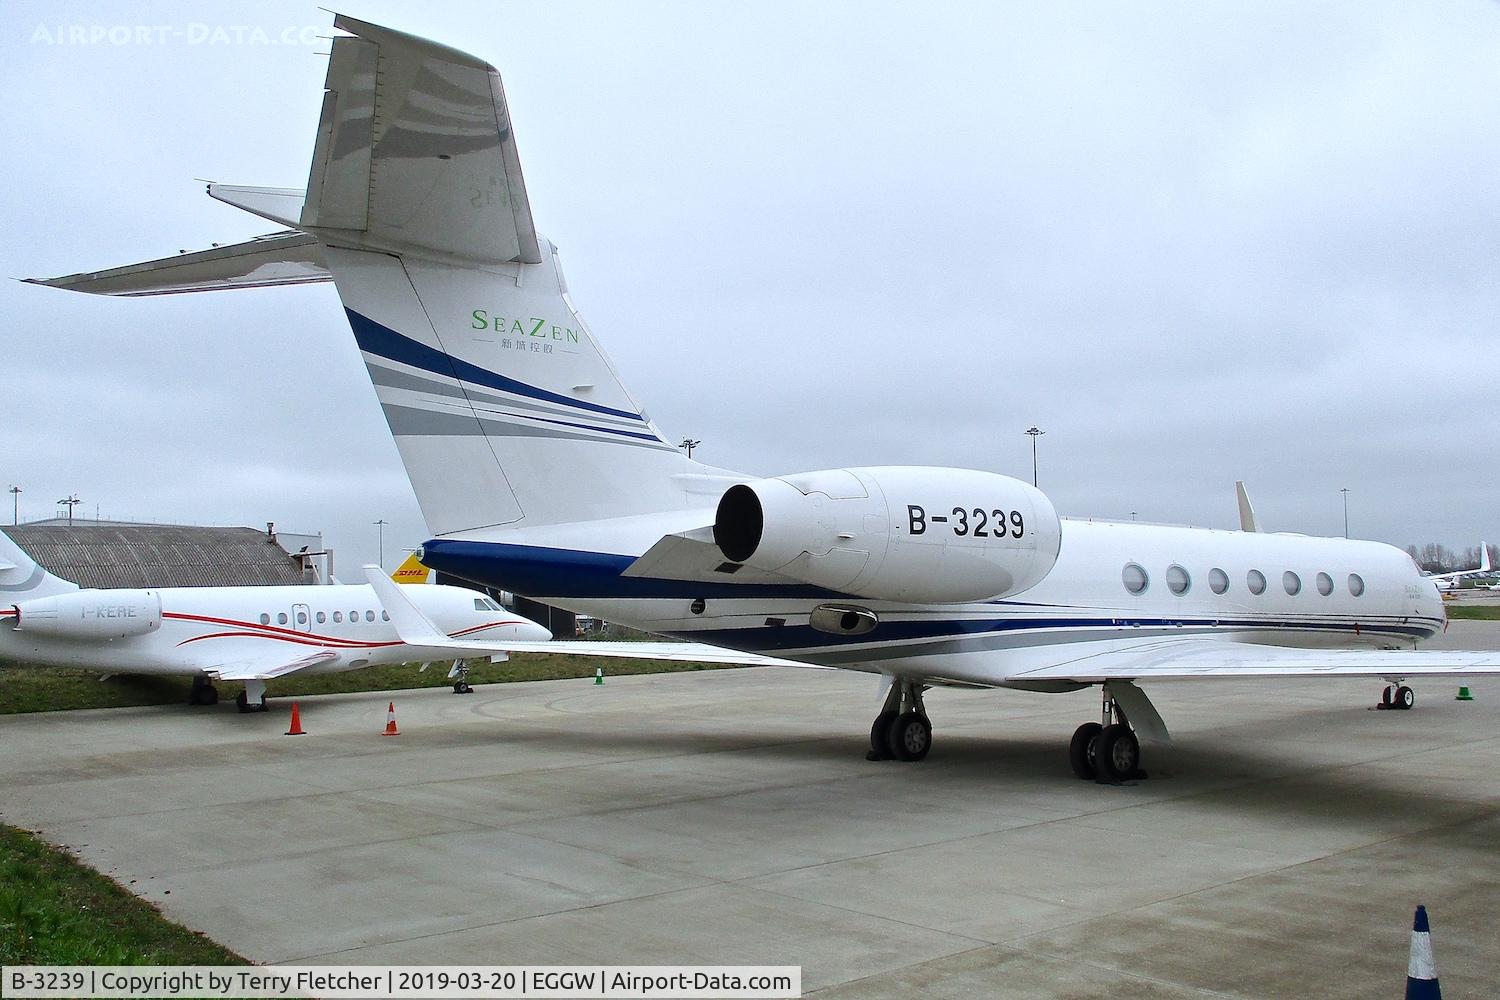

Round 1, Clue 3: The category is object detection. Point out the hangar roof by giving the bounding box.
[4,522,312,589]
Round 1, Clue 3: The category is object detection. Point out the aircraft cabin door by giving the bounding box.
[291,603,312,633]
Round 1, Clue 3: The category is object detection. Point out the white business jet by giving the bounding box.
[0,529,550,711]
[29,16,1500,781]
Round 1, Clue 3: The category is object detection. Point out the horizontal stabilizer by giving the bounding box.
[622,527,799,585]
[27,230,329,297]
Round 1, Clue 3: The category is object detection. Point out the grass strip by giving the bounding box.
[0,824,246,965]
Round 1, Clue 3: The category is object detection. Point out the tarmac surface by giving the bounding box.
[1,621,1497,998]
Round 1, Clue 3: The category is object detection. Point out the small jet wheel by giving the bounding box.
[868,710,898,760]
[257,696,269,713]
[1069,722,1102,780]
[235,690,252,714]
[1397,685,1415,710]
[888,711,932,762]
[1095,724,1140,784]
[453,681,473,694]
[1379,686,1393,709]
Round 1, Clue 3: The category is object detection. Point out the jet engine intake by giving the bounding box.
[12,590,162,640]
[713,466,1061,603]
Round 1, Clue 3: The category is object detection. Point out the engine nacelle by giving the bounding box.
[11,590,162,640]
[713,466,1061,603]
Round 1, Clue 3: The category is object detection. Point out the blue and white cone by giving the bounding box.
[1405,905,1441,1000]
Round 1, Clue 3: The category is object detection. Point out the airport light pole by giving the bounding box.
[678,438,701,460]
[374,519,388,570]
[1340,488,1350,539]
[7,485,19,525]
[57,493,81,526]
[1025,427,1045,488]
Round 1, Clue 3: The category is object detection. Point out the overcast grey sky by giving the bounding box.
[2,1,1496,572]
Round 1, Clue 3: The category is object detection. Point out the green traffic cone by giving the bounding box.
[594,666,604,685]
[1456,686,1473,701]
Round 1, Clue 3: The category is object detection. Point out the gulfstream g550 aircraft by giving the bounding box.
[31,16,1499,780]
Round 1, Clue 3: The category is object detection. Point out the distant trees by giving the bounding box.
[1404,542,1497,575]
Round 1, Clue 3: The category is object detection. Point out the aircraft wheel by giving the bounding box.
[1397,685,1415,710]
[189,682,218,707]
[1069,722,1102,780]
[453,681,473,694]
[1379,686,1393,709]
[868,710,898,760]
[235,690,252,714]
[1095,724,1139,784]
[888,711,932,762]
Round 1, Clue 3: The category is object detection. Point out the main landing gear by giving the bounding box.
[867,678,932,762]
[450,659,474,694]
[188,675,218,706]
[1069,686,1147,784]
[1378,681,1415,711]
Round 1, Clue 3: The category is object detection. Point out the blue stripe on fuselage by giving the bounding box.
[419,538,1440,652]
[421,538,844,600]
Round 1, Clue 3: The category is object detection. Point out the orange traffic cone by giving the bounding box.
[382,701,401,736]
[286,702,305,736]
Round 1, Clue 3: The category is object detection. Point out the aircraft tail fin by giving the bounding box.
[1480,542,1491,575]
[1235,481,1260,533]
[0,530,79,600]
[28,15,728,537]
[391,552,431,585]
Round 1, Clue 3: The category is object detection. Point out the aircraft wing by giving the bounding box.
[482,639,810,668]
[362,565,803,667]
[204,649,339,683]
[26,229,329,296]
[1003,636,1500,684]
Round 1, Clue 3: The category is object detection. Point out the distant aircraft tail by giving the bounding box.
[30,15,737,538]
[391,552,431,585]
[0,530,79,600]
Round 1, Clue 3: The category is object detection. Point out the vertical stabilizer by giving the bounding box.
[292,17,714,535]
[0,530,79,599]
[1235,481,1260,533]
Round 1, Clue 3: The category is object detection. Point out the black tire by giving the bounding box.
[869,710,898,759]
[235,690,251,714]
[888,711,932,762]
[1397,685,1414,710]
[1069,722,1102,780]
[1095,724,1140,783]
[1380,686,1393,708]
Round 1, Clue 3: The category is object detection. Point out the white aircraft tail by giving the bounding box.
[0,530,79,600]
[31,15,729,537]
